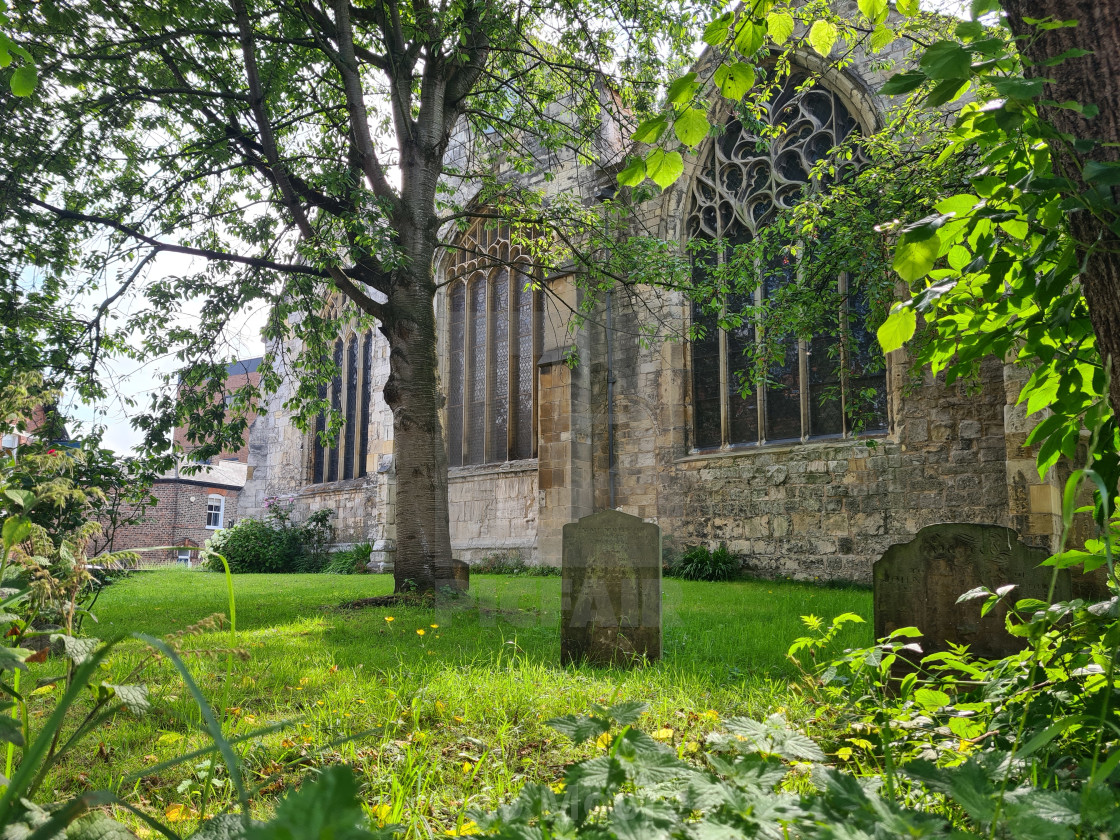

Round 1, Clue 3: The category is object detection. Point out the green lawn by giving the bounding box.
[42,570,871,837]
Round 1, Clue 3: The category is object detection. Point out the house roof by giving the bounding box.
[226,357,262,377]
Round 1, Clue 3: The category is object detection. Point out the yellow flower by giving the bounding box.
[461,761,473,773]
[430,624,440,629]
[300,677,310,685]
[595,731,612,750]
[653,728,674,741]
[356,698,367,704]
[445,820,479,836]
[164,804,191,823]
[243,715,257,724]
[417,629,426,636]
[385,616,395,623]
[373,803,392,825]
[317,700,324,706]
[454,715,464,723]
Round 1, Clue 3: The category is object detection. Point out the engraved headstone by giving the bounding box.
[561,510,661,667]
[874,523,1067,659]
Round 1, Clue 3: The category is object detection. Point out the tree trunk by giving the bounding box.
[1002,0,1120,414]
[380,266,454,595]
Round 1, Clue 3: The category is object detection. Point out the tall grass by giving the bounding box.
[39,570,870,836]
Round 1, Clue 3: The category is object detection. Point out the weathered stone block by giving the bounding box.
[874,523,1064,659]
[561,510,661,668]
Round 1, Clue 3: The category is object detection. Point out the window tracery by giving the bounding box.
[444,218,540,466]
[686,71,887,450]
[309,307,375,483]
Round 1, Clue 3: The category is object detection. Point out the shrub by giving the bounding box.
[205,517,300,573]
[668,542,739,581]
[205,502,335,574]
[323,542,371,574]
[472,552,560,576]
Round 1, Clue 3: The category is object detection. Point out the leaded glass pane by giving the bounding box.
[847,288,887,432]
[359,332,372,478]
[808,331,843,437]
[490,270,509,463]
[312,381,326,484]
[512,271,535,459]
[763,263,801,442]
[343,335,358,479]
[726,291,759,445]
[448,283,465,466]
[327,339,343,482]
[467,276,487,465]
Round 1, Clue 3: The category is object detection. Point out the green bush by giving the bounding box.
[205,501,334,574]
[668,542,739,581]
[472,552,560,576]
[323,542,371,574]
[204,517,300,573]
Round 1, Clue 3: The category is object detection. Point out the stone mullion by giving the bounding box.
[754,260,765,445]
[483,270,494,463]
[838,272,851,438]
[461,278,471,465]
[506,269,515,462]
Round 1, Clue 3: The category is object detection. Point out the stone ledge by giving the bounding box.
[675,434,891,465]
[449,459,539,481]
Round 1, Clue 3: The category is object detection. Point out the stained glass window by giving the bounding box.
[327,339,343,482]
[686,71,887,448]
[445,220,539,466]
[343,335,358,479]
[359,333,372,478]
[308,326,376,484]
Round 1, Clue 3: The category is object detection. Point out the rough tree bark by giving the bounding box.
[1002,0,1120,415]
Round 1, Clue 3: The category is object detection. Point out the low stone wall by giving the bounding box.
[449,461,539,564]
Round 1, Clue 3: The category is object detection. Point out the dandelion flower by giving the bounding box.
[385,616,395,623]
[417,629,426,636]
[430,624,439,629]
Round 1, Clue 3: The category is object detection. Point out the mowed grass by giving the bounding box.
[38,570,871,837]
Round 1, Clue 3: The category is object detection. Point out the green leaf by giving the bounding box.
[0,646,30,674]
[914,688,950,710]
[52,635,100,665]
[807,20,838,56]
[666,73,698,107]
[10,63,36,97]
[766,11,794,45]
[674,107,710,147]
[893,230,941,281]
[880,71,926,95]
[857,0,888,23]
[246,765,386,840]
[926,78,971,106]
[0,714,23,748]
[733,21,765,57]
[633,115,667,144]
[65,812,139,840]
[617,157,646,187]
[703,13,732,46]
[897,0,920,16]
[646,150,684,190]
[920,40,972,79]
[1,515,31,552]
[877,306,917,354]
[604,700,647,725]
[102,683,150,715]
[1084,160,1120,186]
[870,24,895,52]
[3,489,34,509]
[955,20,984,39]
[714,62,756,101]
[545,714,611,743]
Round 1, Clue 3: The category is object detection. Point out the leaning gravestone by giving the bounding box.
[874,523,1067,660]
[561,510,661,667]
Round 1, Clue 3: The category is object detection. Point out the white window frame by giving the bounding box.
[177,549,192,567]
[205,494,225,530]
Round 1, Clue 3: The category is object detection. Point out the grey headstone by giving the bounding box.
[874,523,1066,659]
[561,510,661,667]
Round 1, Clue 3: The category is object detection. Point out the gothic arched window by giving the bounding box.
[309,320,375,484]
[444,219,540,466]
[686,71,887,450]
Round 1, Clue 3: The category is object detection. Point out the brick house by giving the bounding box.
[237,18,1076,582]
[106,358,259,565]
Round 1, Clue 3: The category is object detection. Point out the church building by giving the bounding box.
[238,28,1068,583]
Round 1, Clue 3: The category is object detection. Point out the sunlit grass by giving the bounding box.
[39,569,870,837]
